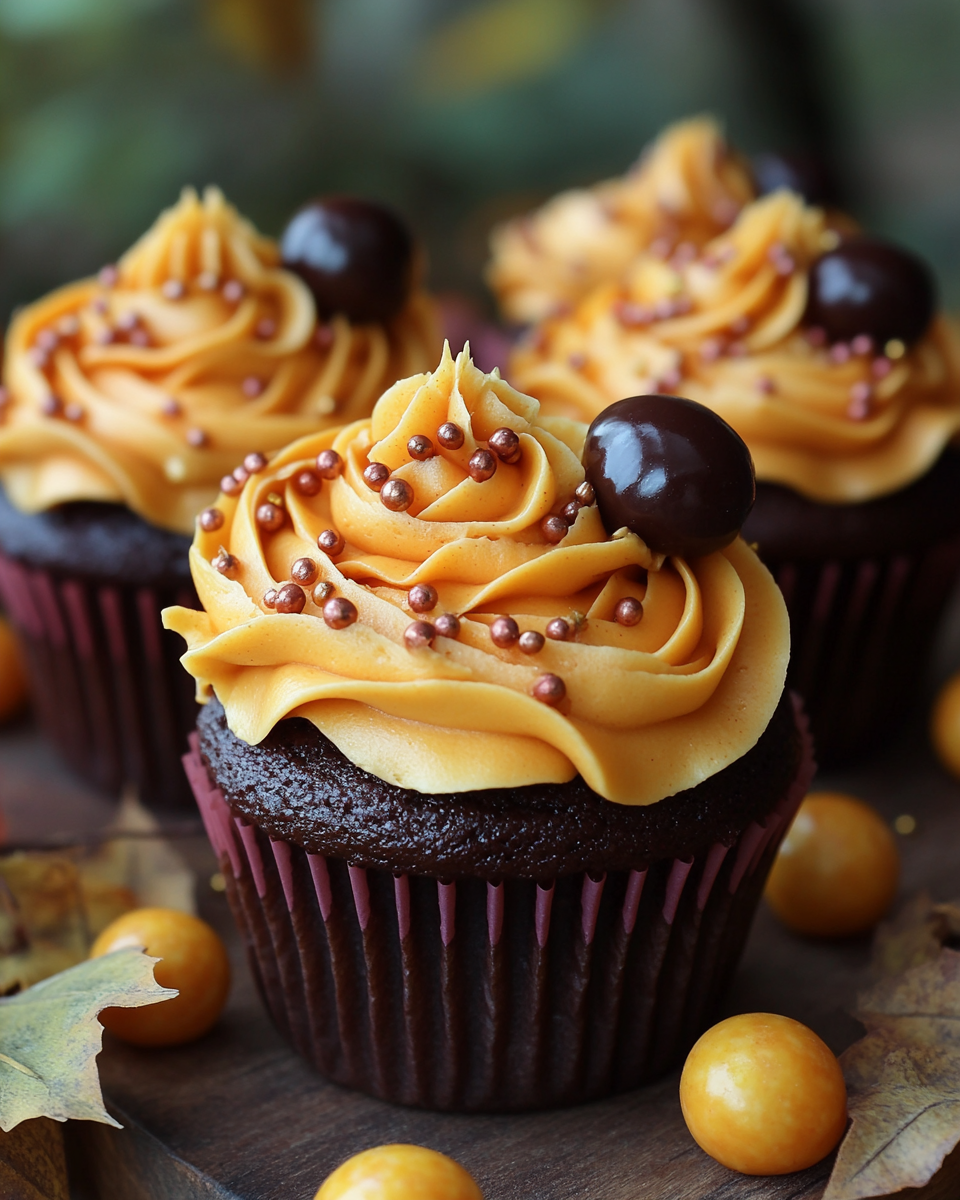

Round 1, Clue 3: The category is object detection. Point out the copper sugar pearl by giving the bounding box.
[256,502,285,532]
[323,597,358,629]
[407,435,435,461]
[519,630,545,655]
[583,394,755,559]
[313,581,335,604]
[292,468,322,496]
[489,427,521,464]
[381,479,414,512]
[546,618,571,641]
[541,515,568,544]
[404,620,436,650]
[437,422,464,450]
[221,474,243,497]
[212,550,237,576]
[318,529,345,556]
[244,451,268,474]
[291,557,319,585]
[199,507,224,533]
[274,582,306,614]
[316,449,343,479]
[408,584,438,613]
[532,673,566,706]
[434,613,461,639]
[263,588,278,609]
[490,616,520,648]
[614,597,644,626]
[468,449,497,483]
[363,462,390,491]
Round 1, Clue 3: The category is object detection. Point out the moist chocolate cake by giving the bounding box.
[0,488,197,806]
[197,688,802,879]
[0,488,192,585]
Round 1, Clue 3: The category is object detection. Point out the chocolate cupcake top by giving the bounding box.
[0,188,439,534]
[509,190,960,503]
[164,347,788,805]
[487,118,754,324]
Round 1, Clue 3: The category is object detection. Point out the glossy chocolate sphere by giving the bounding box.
[280,197,414,324]
[583,395,755,558]
[805,237,936,347]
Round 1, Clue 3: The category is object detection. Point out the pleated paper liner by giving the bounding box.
[0,549,199,810]
[769,536,960,765]
[184,696,814,1113]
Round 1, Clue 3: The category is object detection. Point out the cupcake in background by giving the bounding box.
[486,117,755,325]
[509,185,960,762]
[0,187,439,808]
[166,348,812,1112]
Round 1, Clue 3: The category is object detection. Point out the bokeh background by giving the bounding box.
[1,0,958,323]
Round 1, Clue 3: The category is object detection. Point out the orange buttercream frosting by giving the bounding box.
[163,346,789,805]
[510,190,960,503]
[487,117,755,324]
[0,188,440,534]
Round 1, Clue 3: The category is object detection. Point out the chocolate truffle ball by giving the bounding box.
[583,395,755,559]
[280,197,414,324]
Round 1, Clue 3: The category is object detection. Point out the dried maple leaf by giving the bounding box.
[824,948,960,1200]
[0,947,176,1133]
[872,891,960,979]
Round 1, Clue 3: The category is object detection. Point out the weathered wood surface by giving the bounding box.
[4,701,960,1200]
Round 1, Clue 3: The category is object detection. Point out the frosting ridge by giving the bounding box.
[487,117,755,324]
[164,346,789,804]
[509,190,960,502]
[0,187,439,533]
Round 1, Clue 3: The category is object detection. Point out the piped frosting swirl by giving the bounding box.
[0,188,439,533]
[510,190,960,503]
[164,346,789,805]
[487,117,755,324]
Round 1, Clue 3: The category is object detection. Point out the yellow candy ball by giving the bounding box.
[680,1013,847,1175]
[932,670,960,779]
[315,1145,483,1200]
[91,907,230,1046]
[765,791,899,937]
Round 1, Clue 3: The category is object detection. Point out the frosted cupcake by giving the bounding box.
[508,188,960,761]
[0,187,439,806]
[166,348,812,1110]
[487,117,755,325]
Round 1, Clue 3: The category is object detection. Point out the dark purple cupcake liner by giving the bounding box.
[0,549,199,809]
[183,695,814,1112]
[768,536,960,764]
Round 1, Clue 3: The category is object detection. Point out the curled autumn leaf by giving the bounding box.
[824,948,960,1200]
[871,891,960,979]
[0,947,176,1133]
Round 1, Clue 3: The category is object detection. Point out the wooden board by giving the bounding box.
[4,707,960,1200]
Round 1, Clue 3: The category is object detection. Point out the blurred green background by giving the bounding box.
[0,0,958,322]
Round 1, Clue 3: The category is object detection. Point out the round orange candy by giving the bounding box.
[680,1013,847,1175]
[765,791,899,937]
[315,1145,483,1200]
[932,670,960,779]
[0,616,27,723]
[91,907,230,1047]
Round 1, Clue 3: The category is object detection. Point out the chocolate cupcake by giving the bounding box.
[487,117,755,325]
[166,351,811,1110]
[0,188,439,807]
[509,188,960,763]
